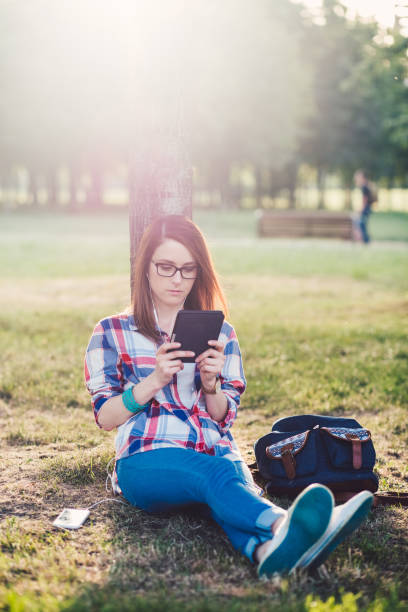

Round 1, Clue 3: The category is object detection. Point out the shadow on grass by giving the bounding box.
[2,456,407,612]
[66,495,408,610]
[9,436,405,611]
[37,444,408,606]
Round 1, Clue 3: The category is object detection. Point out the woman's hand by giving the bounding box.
[195,340,226,390]
[152,342,195,389]
[98,343,193,430]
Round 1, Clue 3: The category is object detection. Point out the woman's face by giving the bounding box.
[147,239,197,311]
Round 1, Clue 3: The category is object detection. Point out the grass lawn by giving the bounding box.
[0,211,407,611]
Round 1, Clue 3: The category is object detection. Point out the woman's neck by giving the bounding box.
[154,303,182,336]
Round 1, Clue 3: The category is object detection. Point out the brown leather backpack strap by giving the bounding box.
[280,445,296,480]
[345,433,362,469]
[353,441,362,469]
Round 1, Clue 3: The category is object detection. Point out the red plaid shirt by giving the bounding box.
[84,313,246,463]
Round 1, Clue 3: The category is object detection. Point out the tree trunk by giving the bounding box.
[27,170,40,208]
[235,177,243,210]
[254,166,262,209]
[128,137,193,300]
[267,168,281,208]
[344,187,352,210]
[87,165,103,210]
[317,166,326,210]
[341,168,354,210]
[218,163,235,209]
[47,167,58,209]
[68,165,79,212]
[286,161,298,209]
[343,185,352,210]
[385,175,394,209]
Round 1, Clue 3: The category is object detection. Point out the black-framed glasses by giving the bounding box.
[152,261,199,279]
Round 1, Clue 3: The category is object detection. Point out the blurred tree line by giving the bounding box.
[0,0,407,212]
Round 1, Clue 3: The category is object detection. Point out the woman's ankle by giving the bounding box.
[271,515,285,535]
[254,541,270,564]
[253,515,286,564]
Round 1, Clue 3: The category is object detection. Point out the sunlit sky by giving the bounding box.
[300,0,398,28]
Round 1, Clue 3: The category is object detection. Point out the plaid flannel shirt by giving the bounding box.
[84,313,246,463]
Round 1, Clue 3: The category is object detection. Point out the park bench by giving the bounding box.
[257,210,354,240]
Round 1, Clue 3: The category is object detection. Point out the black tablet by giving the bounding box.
[170,310,225,363]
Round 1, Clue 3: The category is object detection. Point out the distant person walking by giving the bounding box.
[354,170,377,244]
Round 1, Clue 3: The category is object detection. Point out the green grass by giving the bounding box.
[0,211,407,288]
[367,211,408,242]
[0,211,407,611]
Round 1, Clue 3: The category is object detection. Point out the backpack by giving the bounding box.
[367,181,378,205]
[254,414,379,501]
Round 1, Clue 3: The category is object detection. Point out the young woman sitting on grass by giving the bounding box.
[85,215,373,577]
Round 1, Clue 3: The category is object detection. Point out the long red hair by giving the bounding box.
[132,215,228,341]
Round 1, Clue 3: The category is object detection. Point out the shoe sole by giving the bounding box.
[257,484,333,578]
[297,491,373,571]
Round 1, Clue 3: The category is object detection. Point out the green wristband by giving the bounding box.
[122,387,150,414]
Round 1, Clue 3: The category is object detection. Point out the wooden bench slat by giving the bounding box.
[258,211,353,240]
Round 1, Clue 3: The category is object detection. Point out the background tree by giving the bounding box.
[0,0,407,213]
[299,0,378,208]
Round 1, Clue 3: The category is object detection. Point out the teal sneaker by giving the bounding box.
[257,484,333,578]
[296,490,373,571]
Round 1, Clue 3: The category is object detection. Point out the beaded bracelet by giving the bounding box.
[122,387,150,413]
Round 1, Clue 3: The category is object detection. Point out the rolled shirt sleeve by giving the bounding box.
[84,320,124,427]
[214,324,246,434]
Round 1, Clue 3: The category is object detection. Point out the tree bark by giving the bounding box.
[128,137,193,300]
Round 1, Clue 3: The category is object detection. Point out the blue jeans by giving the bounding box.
[359,208,371,243]
[116,448,285,562]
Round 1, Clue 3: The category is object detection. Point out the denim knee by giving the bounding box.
[208,457,242,490]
